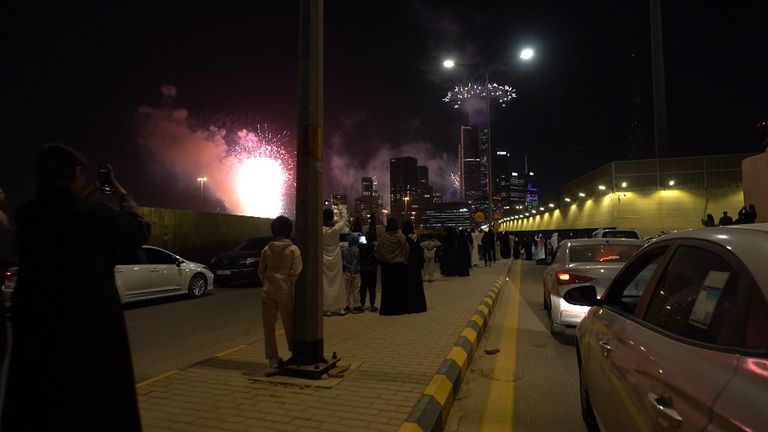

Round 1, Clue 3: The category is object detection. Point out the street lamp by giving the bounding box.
[520,48,535,61]
[196,176,208,200]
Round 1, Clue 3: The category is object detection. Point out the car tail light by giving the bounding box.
[556,272,594,285]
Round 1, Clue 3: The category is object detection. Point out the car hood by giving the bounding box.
[211,250,260,265]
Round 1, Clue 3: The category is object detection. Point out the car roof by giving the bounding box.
[562,238,646,246]
[651,223,768,295]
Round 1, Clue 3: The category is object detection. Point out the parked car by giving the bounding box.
[568,223,768,432]
[543,238,645,334]
[591,228,642,240]
[209,236,272,286]
[2,246,213,311]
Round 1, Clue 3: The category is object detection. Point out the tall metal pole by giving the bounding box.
[485,69,494,220]
[293,0,325,365]
[650,0,668,159]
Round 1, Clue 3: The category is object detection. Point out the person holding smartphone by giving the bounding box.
[2,144,148,431]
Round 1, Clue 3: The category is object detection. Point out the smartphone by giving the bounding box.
[97,164,114,193]
[359,235,367,245]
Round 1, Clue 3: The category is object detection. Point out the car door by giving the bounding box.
[114,247,149,301]
[544,243,567,300]
[142,246,185,293]
[621,242,749,431]
[705,282,768,431]
[582,244,670,432]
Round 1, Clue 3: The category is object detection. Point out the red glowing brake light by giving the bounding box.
[556,272,594,285]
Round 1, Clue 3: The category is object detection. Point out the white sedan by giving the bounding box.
[117,246,213,303]
[2,246,213,307]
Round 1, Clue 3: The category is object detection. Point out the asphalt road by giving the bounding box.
[125,286,264,383]
[446,259,586,431]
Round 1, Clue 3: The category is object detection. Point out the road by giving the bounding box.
[125,286,264,383]
[447,259,586,431]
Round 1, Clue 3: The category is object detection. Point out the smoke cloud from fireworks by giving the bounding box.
[326,135,458,210]
[136,86,294,218]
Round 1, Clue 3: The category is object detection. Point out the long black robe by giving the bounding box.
[456,234,471,277]
[405,237,427,313]
[2,188,148,431]
[440,231,458,277]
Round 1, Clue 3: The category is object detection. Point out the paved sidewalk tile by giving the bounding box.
[138,261,510,432]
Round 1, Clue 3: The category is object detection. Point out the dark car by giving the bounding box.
[210,237,272,287]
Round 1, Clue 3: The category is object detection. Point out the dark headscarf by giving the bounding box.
[386,217,399,233]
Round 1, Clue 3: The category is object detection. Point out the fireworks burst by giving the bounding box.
[443,82,517,108]
[450,172,461,191]
[227,126,295,218]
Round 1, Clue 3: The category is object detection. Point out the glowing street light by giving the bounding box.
[598,185,606,191]
[520,48,535,61]
[668,180,676,186]
[578,192,586,197]
[621,181,628,188]
[442,59,456,69]
[548,203,555,208]
[196,176,208,200]
[564,197,571,202]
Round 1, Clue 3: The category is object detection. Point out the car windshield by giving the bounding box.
[601,230,640,239]
[569,244,641,263]
[238,238,270,251]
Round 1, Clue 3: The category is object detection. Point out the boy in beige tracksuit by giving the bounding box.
[258,216,302,368]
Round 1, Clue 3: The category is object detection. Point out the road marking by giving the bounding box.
[136,369,179,388]
[213,344,248,358]
[480,259,521,431]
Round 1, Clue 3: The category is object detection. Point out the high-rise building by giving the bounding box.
[460,126,484,203]
[390,156,418,217]
[354,176,382,221]
[415,165,434,206]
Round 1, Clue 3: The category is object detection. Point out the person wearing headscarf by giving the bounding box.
[499,231,511,259]
[402,220,427,313]
[421,236,441,283]
[374,218,409,315]
[322,208,348,316]
[440,227,458,277]
[456,229,471,276]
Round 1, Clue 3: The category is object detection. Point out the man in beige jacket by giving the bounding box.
[258,216,302,368]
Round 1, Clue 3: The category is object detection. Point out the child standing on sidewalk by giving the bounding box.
[342,233,363,314]
[258,216,302,368]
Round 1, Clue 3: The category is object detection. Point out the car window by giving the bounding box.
[644,246,742,346]
[602,230,640,239]
[604,247,668,315]
[744,283,768,352]
[239,238,270,251]
[117,248,146,265]
[568,244,641,263]
[143,247,177,265]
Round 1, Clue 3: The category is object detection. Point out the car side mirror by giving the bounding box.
[563,285,601,307]
[176,258,184,267]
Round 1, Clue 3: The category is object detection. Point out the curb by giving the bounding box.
[399,263,511,432]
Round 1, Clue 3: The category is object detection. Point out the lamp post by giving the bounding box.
[443,48,534,219]
[196,176,207,200]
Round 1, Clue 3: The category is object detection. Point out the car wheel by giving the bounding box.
[547,304,565,335]
[578,353,600,432]
[188,274,208,298]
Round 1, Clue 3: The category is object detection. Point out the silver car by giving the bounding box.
[567,223,768,431]
[543,238,645,334]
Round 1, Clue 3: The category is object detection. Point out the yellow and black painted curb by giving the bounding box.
[399,263,511,432]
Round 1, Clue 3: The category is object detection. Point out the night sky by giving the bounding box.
[3,1,767,213]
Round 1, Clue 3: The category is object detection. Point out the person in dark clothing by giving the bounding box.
[359,228,378,312]
[440,227,458,277]
[351,216,363,233]
[512,236,521,259]
[481,230,495,266]
[2,144,148,432]
[701,213,716,227]
[455,229,471,277]
[746,204,758,223]
[402,220,427,313]
[488,228,497,262]
[718,211,733,226]
[374,218,408,316]
[525,237,534,260]
[499,231,511,259]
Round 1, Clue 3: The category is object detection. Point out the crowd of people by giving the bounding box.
[702,204,759,227]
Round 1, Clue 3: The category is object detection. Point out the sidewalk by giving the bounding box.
[136,261,511,432]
